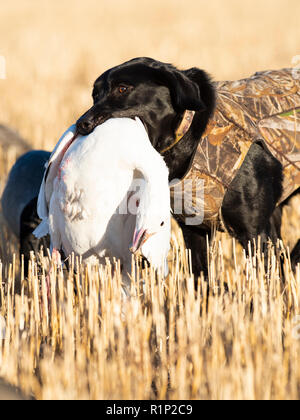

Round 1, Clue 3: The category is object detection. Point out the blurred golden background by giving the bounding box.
[1,0,300,151]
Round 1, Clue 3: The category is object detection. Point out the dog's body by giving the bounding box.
[75,58,300,275]
[17,57,300,276]
[171,70,300,229]
[1,151,51,276]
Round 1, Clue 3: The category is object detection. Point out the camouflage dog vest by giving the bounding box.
[172,69,300,228]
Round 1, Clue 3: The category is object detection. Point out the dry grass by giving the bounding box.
[0,235,300,400]
[0,0,300,400]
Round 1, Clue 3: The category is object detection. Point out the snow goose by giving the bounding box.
[34,117,171,290]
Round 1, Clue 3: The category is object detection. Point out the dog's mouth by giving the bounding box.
[75,114,109,137]
[76,113,147,137]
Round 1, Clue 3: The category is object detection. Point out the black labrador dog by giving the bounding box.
[74,57,299,275]
[19,57,300,276]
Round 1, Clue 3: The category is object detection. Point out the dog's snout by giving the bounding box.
[76,118,95,136]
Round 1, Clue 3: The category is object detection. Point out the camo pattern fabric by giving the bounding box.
[171,68,300,228]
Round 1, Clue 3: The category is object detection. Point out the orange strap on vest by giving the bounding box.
[161,110,195,154]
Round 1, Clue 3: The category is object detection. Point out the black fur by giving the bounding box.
[291,239,300,270]
[222,142,283,250]
[20,197,49,277]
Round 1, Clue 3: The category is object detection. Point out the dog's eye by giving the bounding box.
[160,221,165,227]
[118,85,128,94]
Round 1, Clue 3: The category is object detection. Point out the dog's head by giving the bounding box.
[76,57,216,179]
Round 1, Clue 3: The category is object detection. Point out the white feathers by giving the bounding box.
[35,124,77,238]
[33,219,49,239]
[34,117,171,285]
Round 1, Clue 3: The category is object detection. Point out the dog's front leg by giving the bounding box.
[178,222,210,281]
[221,142,283,265]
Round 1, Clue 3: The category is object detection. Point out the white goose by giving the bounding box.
[34,118,171,290]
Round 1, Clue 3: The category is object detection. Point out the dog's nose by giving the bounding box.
[76,119,95,136]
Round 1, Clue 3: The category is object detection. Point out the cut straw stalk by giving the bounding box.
[0,239,299,400]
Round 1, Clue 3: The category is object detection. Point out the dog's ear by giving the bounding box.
[157,66,207,112]
[182,67,216,120]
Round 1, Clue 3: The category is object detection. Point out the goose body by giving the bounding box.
[34,118,171,286]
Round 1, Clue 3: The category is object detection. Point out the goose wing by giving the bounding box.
[34,124,77,238]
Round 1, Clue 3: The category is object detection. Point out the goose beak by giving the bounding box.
[130,229,154,254]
